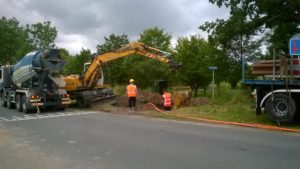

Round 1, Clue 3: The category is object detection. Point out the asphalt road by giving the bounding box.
[1,106,300,169]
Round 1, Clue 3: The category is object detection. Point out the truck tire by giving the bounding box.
[7,95,14,109]
[265,93,296,123]
[56,107,66,111]
[16,95,22,112]
[22,95,29,113]
[1,94,7,107]
[77,97,89,108]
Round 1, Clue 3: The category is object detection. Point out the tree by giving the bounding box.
[0,17,32,65]
[27,21,57,50]
[200,4,264,88]
[133,27,173,88]
[138,27,172,51]
[175,35,213,95]
[96,34,130,84]
[60,48,73,74]
[63,48,91,75]
[202,0,300,54]
[96,34,129,54]
[123,56,171,88]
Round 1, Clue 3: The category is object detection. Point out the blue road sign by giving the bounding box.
[290,35,300,55]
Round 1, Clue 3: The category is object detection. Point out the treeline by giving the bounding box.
[0,17,57,65]
[61,28,236,95]
[0,0,299,94]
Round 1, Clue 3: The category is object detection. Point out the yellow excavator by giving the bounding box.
[64,42,179,107]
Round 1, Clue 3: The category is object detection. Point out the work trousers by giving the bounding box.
[128,97,136,108]
[164,106,171,111]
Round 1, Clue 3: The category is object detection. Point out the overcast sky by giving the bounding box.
[0,0,229,54]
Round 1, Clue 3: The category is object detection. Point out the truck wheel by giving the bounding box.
[77,97,89,108]
[57,107,66,111]
[22,95,29,113]
[265,93,296,123]
[7,95,14,109]
[1,94,7,107]
[16,95,22,112]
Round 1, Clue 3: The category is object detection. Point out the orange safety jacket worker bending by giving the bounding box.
[127,84,137,97]
[162,92,172,107]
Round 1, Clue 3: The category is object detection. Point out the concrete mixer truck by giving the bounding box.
[0,49,71,113]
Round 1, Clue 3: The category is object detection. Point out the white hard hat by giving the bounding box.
[130,79,134,83]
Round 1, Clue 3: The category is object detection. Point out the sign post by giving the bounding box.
[209,66,217,100]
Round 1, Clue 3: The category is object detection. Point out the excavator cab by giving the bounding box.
[154,80,168,95]
[83,63,91,72]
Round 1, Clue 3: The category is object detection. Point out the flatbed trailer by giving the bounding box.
[243,34,300,123]
[244,79,300,123]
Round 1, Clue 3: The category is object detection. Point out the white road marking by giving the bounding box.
[45,114,58,118]
[0,111,98,123]
[36,115,48,118]
[11,116,23,120]
[23,115,35,119]
[0,117,10,122]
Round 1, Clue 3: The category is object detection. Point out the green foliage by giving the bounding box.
[122,56,171,88]
[136,27,173,88]
[199,1,268,88]
[203,0,300,54]
[227,58,241,89]
[26,21,57,50]
[200,8,263,62]
[138,27,172,51]
[96,34,129,53]
[0,17,57,65]
[63,48,91,74]
[0,17,32,65]
[60,48,72,74]
[175,35,213,95]
[96,34,130,84]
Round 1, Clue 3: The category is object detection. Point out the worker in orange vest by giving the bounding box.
[126,79,138,112]
[162,91,172,111]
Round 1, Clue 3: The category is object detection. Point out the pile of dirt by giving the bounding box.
[90,90,163,114]
[113,95,128,107]
[111,90,210,109]
[173,90,192,109]
[113,90,163,107]
[138,90,162,105]
[91,89,210,114]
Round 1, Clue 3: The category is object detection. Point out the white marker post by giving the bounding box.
[209,66,218,100]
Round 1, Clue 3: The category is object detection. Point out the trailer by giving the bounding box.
[0,49,71,113]
[243,34,300,123]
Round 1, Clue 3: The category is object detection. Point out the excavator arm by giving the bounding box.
[84,42,178,89]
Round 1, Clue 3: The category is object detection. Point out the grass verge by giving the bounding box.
[141,84,300,130]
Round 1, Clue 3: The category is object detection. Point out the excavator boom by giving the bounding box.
[64,42,179,107]
[84,42,176,89]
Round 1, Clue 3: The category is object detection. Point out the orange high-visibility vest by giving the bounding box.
[163,93,172,107]
[127,84,137,97]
